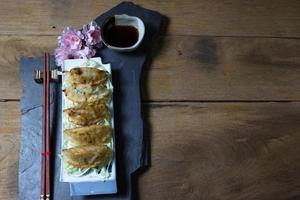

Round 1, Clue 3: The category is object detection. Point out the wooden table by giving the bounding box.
[0,1,300,199]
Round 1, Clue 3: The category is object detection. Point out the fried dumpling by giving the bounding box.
[64,125,112,146]
[63,145,112,168]
[63,84,111,104]
[65,67,108,86]
[64,103,108,126]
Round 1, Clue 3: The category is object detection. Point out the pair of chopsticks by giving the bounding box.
[34,53,61,199]
[40,52,51,200]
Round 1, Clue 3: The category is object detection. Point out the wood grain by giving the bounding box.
[0,36,56,100]
[0,0,300,37]
[0,1,300,200]
[0,102,20,200]
[147,36,300,101]
[2,102,300,199]
[139,102,300,200]
[1,35,299,101]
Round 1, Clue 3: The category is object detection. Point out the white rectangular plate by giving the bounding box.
[60,57,116,184]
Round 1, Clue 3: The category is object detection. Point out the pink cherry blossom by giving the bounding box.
[54,47,80,66]
[54,22,103,66]
[82,21,102,47]
[58,27,84,50]
[77,46,96,59]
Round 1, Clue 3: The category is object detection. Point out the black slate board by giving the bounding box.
[18,2,162,200]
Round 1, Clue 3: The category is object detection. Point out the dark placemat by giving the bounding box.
[18,2,162,200]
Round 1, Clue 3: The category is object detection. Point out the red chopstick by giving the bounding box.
[45,52,51,200]
[40,53,47,200]
[40,52,51,200]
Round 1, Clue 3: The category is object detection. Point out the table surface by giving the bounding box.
[0,1,300,200]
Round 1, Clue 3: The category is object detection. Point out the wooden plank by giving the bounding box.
[0,35,300,101]
[138,102,300,200]
[147,36,300,101]
[1,102,300,199]
[0,102,20,199]
[0,36,57,99]
[0,0,300,37]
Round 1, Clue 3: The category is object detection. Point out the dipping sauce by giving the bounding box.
[102,17,139,48]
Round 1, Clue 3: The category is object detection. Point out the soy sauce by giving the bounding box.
[102,17,139,48]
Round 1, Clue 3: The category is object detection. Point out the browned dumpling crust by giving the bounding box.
[63,84,110,104]
[62,145,112,168]
[65,67,108,86]
[62,67,113,170]
[64,125,112,146]
[64,103,108,126]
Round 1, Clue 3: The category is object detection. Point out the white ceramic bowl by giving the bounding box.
[101,14,145,52]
